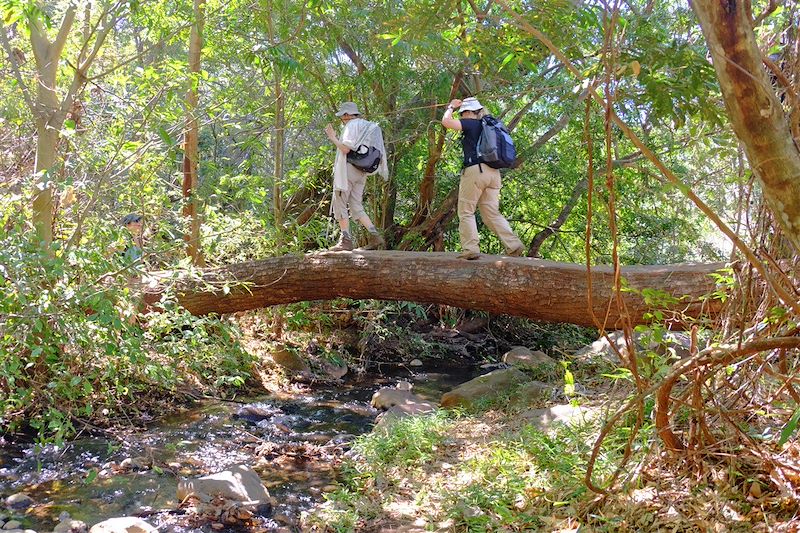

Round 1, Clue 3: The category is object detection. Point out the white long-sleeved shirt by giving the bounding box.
[333,118,389,192]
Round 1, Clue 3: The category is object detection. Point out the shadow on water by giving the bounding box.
[0,366,481,532]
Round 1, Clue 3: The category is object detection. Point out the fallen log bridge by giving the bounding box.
[142,251,725,328]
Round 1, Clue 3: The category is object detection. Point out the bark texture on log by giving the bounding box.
[143,252,724,328]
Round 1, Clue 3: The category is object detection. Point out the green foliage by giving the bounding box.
[445,418,651,531]
[353,411,452,468]
[303,412,452,531]
[0,196,253,444]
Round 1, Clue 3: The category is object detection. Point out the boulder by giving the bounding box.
[88,517,156,533]
[271,345,309,373]
[573,330,692,364]
[3,521,22,531]
[409,359,423,367]
[370,382,411,409]
[371,387,436,413]
[235,403,280,424]
[510,381,554,406]
[374,401,438,429]
[118,457,150,471]
[53,519,87,533]
[440,368,528,409]
[177,464,270,505]
[382,400,436,417]
[502,347,557,368]
[321,359,347,379]
[4,494,33,510]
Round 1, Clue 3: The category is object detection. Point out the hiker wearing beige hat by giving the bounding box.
[441,97,524,260]
[324,101,388,251]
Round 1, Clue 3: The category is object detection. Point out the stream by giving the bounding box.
[0,367,479,532]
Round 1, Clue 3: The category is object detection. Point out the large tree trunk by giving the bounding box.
[143,252,723,328]
[182,0,205,266]
[691,0,800,251]
[32,124,59,245]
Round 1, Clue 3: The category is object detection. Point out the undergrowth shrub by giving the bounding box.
[445,419,651,531]
[0,200,254,445]
[354,411,452,468]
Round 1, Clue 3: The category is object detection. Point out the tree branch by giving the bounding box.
[57,2,124,127]
[528,177,587,257]
[753,0,781,27]
[51,4,78,60]
[0,27,35,111]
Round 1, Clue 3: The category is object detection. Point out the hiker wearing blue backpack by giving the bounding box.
[324,101,388,252]
[442,97,525,260]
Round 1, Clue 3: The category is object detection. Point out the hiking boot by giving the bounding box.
[508,246,525,257]
[359,231,386,251]
[329,233,353,252]
[458,250,480,260]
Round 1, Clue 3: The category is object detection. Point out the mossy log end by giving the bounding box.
[142,251,725,328]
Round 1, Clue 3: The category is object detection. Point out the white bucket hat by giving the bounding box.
[335,102,362,116]
[458,97,483,113]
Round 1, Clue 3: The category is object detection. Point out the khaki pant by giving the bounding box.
[332,163,368,220]
[457,164,523,254]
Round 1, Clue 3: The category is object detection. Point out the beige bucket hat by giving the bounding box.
[335,102,362,116]
[458,97,483,112]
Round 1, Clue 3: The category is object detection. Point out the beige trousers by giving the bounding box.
[457,164,524,254]
[332,163,368,220]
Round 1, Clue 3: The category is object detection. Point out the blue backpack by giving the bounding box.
[477,115,517,169]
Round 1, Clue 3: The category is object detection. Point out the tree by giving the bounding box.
[0,1,124,246]
[690,0,800,252]
[182,0,206,266]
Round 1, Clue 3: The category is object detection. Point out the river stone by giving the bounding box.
[271,345,309,373]
[371,388,416,410]
[177,464,270,505]
[321,359,347,379]
[440,368,528,409]
[374,398,439,429]
[53,518,87,533]
[409,358,423,367]
[118,456,149,471]
[4,493,33,510]
[574,330,693,364]
[502,347,556,368]
[3,521,21,531]
[377,398,437,418]
[235,403,280,423]
[88,517,156,533]
[510,381,554,406]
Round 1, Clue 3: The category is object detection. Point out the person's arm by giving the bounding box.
[441,98,462,131]
[325,123,352,154]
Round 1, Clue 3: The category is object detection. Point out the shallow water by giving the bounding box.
[0,367,479,532]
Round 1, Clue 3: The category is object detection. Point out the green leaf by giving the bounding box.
[84,469,98,485]
[779,408,800,446]
[157,127,175,147]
